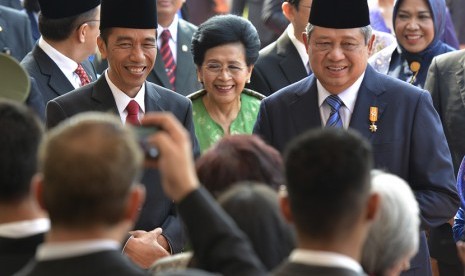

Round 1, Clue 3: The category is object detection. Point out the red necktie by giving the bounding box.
[75,64,91,86]
[160,29,176,91]
[125,100,140,125]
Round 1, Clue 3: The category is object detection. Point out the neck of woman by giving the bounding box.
[202,94,241,135]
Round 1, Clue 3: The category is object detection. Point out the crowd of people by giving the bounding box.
[1,0,465,275]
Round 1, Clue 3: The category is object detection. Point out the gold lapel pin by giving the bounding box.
[369,106,378,133]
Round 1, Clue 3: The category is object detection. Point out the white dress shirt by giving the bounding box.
[289,249,364,273]
[287,24,310,74]
[317,72,365,128]
[0,218,49,238]
[157,14,179,63]
[105,70,146,124]
[38,37,83,88]
[36,239,121,261]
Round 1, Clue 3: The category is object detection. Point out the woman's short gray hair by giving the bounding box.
[361,170,420,275]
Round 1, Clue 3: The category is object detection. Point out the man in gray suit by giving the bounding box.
[248,0,311,96]
[21,0,99,107]
[0,5,33,61]
[46,0,199,260]
[146,0,201,96]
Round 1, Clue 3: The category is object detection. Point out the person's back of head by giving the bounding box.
[217,182,295,270]
[37,112,144,230]
[38,0,100,42]
[362,170,420,276]
[196,134,284,197]
[0,100,43,203]
[283,128,376,244]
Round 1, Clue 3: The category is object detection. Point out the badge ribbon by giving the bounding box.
[369,107,378,133]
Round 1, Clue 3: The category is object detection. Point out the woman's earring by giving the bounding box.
[247,79,251,84]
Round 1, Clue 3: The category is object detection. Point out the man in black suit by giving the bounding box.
[253,0,459,275]
[0,100,48,276]
[46,0,199,260]
[21,0,100,108]
[248,0,312,96]
[16,112,148,276]
[0,5,34,61]
[146,0,201,96]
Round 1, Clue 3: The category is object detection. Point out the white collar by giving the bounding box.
[104,70,146,122]
[157,14,179,45]
[38,37,81,87]
[289,249,363,273]
[36,239,120,261]
[317,72,365,113]
[0,218,49,238]
[286,24,309,73]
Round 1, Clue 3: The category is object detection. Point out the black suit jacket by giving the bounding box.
[0,5,33,61]
[147,19,201,96]
[15,250,147,276]
[0,233,44,276]
[248,31,307,96]
[254,65,460,276]
[45,76,200,253]
[21,45,97,107]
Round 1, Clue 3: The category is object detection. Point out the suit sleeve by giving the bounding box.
[26,77,46,122]
[411,92,459,229]
[178,188,267,276]
[46,100,69,129]
[253,100,273,146]
[160,100,200,253]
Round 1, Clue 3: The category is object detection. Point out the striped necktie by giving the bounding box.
[325,95,343,128]
[160,29,176,91]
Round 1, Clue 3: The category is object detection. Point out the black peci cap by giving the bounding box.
[38,0,100,19]
[100,0,157,30]
[309,0,370,28]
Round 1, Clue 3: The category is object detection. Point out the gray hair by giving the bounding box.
[361,170,420,275]
[304,23,373,45]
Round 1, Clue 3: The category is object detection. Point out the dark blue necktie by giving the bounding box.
[325,95,343,128]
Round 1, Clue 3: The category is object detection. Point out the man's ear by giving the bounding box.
[76,23,89,44]
[366,192,380,221]
[97,36,108,59]
[282,1,295,22]
[367,34,375,55]
[31,173,46,211]
[124,184,146,222]
[279,192,294,223]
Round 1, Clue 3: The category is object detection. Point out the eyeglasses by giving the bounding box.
[312,41,363,52]
[203,63,246,76]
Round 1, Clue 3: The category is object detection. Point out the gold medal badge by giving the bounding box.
[369,107,378,133]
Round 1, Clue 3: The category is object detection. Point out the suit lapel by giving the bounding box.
[175,20,196,93]
[289,76,322,130]
[33,46,75,97]
[457,54,465,110]
[350,66,387,140]
[277,33,308,84]
[144,82,163,112]
[152,51,171,89]
[90,76,119,114]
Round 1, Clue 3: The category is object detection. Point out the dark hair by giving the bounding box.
[0,100,43,202]
[196,134,284,197]
[284,128,373,239]
[191,14,260,66]
[39,6,99,41]
[218,182,295,270]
